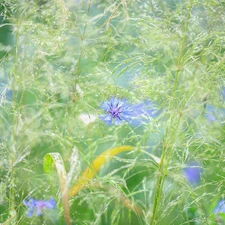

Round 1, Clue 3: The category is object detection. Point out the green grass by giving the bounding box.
[0,0,225,224]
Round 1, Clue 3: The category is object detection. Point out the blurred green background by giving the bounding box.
[0,0,225,225]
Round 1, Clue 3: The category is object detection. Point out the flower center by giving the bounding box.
[109,105,122,119]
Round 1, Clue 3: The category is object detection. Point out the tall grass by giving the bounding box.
[0,0,225,224]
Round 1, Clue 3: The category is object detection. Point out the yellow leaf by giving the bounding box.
[70,145,134,197]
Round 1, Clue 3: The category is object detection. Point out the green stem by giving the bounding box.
[9,1,20,223]
[150,1,193,224]
[151,115,182,224]
[150,148,167,224]
[72,0,92,102]
[172,0,193,96]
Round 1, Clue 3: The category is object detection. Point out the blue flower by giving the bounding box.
[130,100,159,126]
[183,162,202,186]
[99,97,133,125]
[204,87,225,122]
[205,104,225,123]
[214,200,225,214]
[23,197,56,217]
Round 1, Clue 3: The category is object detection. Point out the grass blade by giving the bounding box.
[70,145,134,197]
[44,153,71,225]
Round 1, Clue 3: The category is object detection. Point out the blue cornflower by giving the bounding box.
[183,162,202,186]
[99,97,133,125]
[214,200,225,214]
[130,100,159,126]
[23,197,56,217]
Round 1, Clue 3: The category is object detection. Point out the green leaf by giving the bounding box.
[43,152,71,225]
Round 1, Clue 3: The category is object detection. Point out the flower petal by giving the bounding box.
[214,200,225,214]
[99,114,112,124]
[114,117,123,125]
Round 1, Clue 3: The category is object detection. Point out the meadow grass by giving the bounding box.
[0,0,225,224]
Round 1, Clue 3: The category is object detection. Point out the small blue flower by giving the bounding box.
[183,162,202,186]
[23,197,56,217]
[99,97,133,125]
[130,100,159,126]
[205,104,225,123]
[214,200,225,214]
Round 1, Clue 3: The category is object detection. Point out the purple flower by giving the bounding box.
[183,162,202,186]
[23,197,56,217]
[99,97,133,125]
[214,200,225,214]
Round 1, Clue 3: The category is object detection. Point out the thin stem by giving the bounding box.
[72,0,92,102]
[150,1,193,224]
[150,146,167,224]
[151,115,182,224]
[8,1,20,223]
[104,1,122,27]
[172,0,193,96]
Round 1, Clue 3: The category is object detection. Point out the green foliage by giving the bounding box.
[0,0,225,224]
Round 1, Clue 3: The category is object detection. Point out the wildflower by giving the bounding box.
[183,162,202,186]
[204,87,225,122]
[205,104,225,123]
[130,100,158,126]
[23,197,56,217]
[99,97,133,125]
[214,200,225,214]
